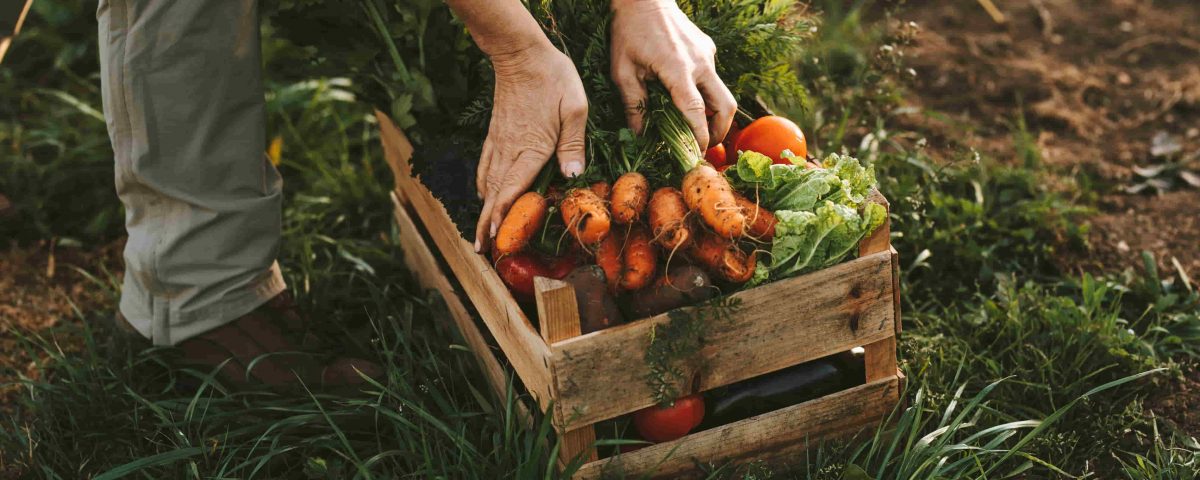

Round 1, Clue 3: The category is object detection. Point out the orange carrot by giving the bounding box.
[734,193,777,240]
[561,187,611,245]
[620,225,657,291]
[589,181,611,200]
[682,164,745,238]
[596,233,623,290]
[611,172,649,224]
[689,230,757,283]
[648,187,693,251]
[495,192,548,255]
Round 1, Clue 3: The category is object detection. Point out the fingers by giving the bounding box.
[557,96,588,178]
[661,71,710,150]
[487,149,548,242]
[698,70,737,145]
[476,138,494,198]
[613,61,649,134]
[475,147,551,253]
[475,195,495,253]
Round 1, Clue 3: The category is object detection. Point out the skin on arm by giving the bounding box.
[444,0,589,252]
[609,0,737,150]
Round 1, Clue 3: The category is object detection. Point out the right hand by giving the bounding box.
[609,0,737,150]
[475,41,589,252]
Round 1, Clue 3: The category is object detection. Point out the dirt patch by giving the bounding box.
[0,239,123,410]
[1147,369,1200,436]
[898,0,1200,276]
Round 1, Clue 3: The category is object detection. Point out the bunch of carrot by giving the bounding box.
[493,163,776,300]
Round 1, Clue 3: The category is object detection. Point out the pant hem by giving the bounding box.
[119,262,287,346]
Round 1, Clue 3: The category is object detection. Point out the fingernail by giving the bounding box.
[563,160,584,178]
[474,239,482,253]
[490,222,498,238]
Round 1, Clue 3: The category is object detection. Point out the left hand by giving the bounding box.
[609,0,737,150]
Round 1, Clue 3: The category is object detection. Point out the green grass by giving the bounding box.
[3,1,1199,478]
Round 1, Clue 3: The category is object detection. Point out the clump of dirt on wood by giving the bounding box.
[0,240,122,411]
[898,0,1200,276]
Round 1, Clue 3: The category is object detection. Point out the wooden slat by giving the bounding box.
[863,336,897,382]
[550,250,897,430]
[377,111,554,411]
[534,277,599,466]
[575,375,901,479]
[391,191,532,426]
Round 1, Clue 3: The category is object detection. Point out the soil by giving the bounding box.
[897,0,1200,277]
[896,0,1200,436]
[0,239,123,411]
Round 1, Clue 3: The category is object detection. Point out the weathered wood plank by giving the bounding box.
[863,336,897,382]
[534,277,599,465]
[391,190,532,427]
[378,111,554,411]
[575,375,901,479]
[550,250,897,430]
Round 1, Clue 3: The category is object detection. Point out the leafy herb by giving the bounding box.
[643,295,742,406]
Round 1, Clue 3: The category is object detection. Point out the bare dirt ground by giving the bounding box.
[0,240,122,411]
[898,0,1200,277]
[897,0,1200,435]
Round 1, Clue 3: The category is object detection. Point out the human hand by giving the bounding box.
[474,41,589,252]
[610,0,736,150]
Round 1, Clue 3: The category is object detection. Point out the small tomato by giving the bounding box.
[704,143,727,168]
[633,394,705,443]
[723,122,743,166]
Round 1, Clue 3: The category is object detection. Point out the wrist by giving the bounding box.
[490,40,558,78]
[475,27,551,59]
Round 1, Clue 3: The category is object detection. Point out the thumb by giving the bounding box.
[557,96,588,178]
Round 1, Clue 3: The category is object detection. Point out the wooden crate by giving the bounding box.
[379,112,904,479]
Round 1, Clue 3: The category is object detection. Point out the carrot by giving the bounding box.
[589,181,611,200]
[494,192,548,255]
[733,192,777,240]
[648,187,694,251]
[611,172,649,224]
[620,225,657,290]
[560,187,611,245]
[596,233,623,290]
[682,164,745,238]
[688,230,757,283]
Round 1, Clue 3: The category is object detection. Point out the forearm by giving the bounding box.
[443,0,548,57]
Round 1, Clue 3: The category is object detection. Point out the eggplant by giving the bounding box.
[702,350,865,428]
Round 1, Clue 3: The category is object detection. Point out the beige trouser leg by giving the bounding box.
[98,0,286,346]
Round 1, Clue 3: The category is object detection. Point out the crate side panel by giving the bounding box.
[392,191,533,424]
[575,375,901,479]
[552,250,896,429]
[378,113,553,408]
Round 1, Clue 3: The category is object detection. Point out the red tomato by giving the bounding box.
[495,252,549,301]
[633,394,705,443]
[723,122,743,165]
[704,143,727,168]
[734,116,807,165]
